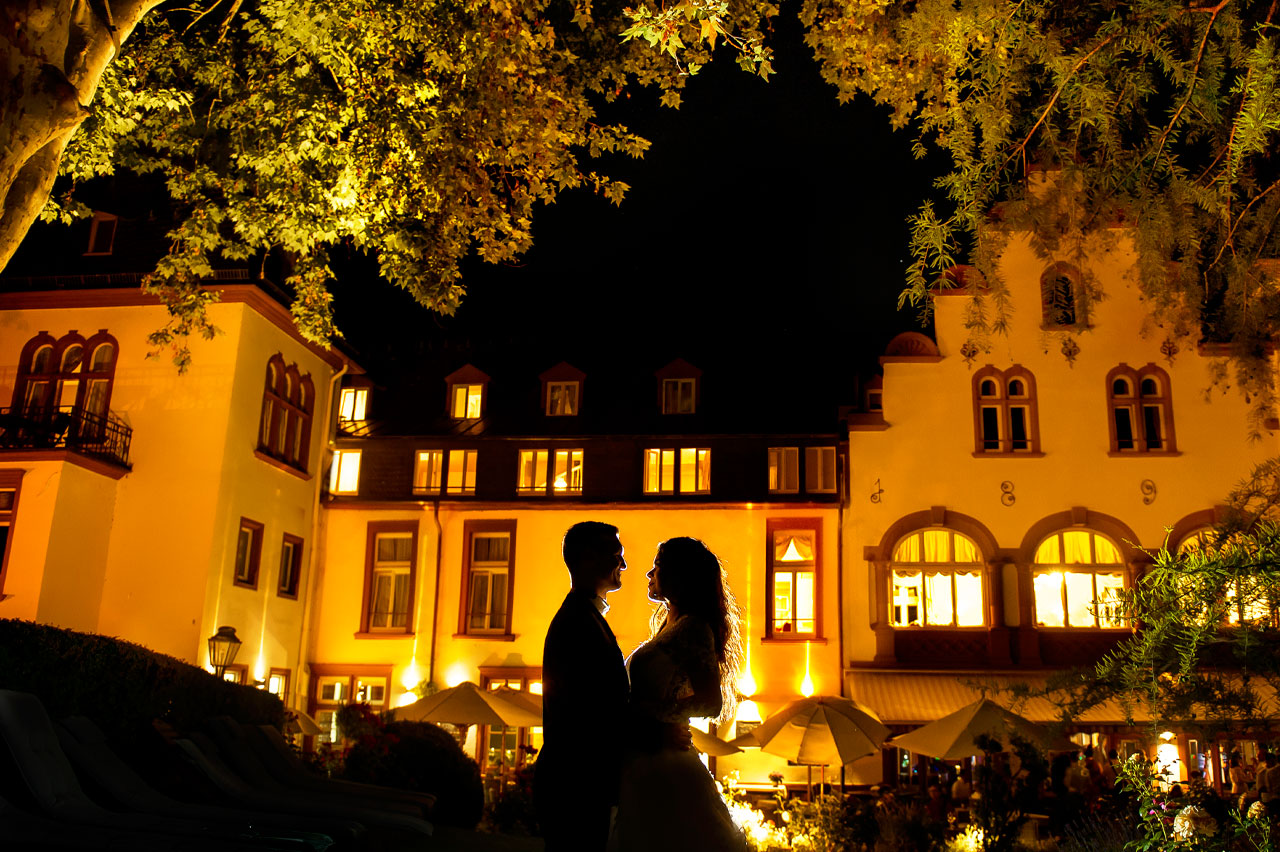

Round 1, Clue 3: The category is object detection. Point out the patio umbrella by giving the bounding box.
[747,695,890,766]
[284,708,323,736]
[395,681,542,728]
[490,686,543,723]
[886,698,1074,760]
[691,727,741,757]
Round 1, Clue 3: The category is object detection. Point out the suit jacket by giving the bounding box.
[537,589,629,805]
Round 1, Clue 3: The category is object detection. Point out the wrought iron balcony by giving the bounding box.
[0,406,133,470]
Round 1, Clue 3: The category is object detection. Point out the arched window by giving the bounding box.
[1040,262,1083,327]
[890,529,985,627]
[972,365,1041,454]
[257,355,313,473]
[1106,364,1176,453]
[1032,530,1126,628]
[1177,527,1274,626]
[11,331,118,422]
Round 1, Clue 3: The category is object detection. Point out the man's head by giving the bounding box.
[563,522,625,596]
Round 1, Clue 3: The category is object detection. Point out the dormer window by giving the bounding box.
[445,365,490,420]
[85,212,118,256]
[539,362,585,417]
[339,387,368,422]
[655,359,702,415]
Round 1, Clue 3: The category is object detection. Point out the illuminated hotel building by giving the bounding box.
[0,209,1275,787]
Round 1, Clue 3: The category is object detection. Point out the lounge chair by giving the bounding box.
[245,723,436,817]
[179,733,432,839]
[0,689,301,851]
[55,716,339,851]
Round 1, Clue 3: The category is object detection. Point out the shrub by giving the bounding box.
[0,618,283,752]
[342,719,483,829]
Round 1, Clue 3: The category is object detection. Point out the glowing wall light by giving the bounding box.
[444,663,469,688]
[738,671,757,699]
[401,660,422,690]
[799,640,815,697]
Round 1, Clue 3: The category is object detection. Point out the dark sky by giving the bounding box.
[330,16,942,413]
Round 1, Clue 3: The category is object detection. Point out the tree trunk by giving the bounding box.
[0,0,160,272]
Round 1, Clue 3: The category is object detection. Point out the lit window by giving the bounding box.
[644,448,709,494]
[662,378,697,414]
[553,450,583,494]
[413,450,444,493]
[222,666,247,685]
[318,678,348,702]
[517,450,548,494]
[643,449,676,494]
[1178,529,1273,625]
[768,448,799,493]
[0,473,22,597]
[547,382,579,416]
[1107,365,1175,453]
[972,366,1040,454]
[233,518,264,589]
[339,388,368,422]
[464,523,515,635]
[479,667,542,773]
[330,449,361,495]
[805,447,837,493]
[446,449,478,494]
[452,384,484,419]
[267,669,290,700]
[1032,530,1126,628]
[278,534,303,598]
[890,529,984,627]
[770,529,816,635]
[679,448,711,493]
[356,677,387,704]
[368,532,413,631]
[517,448,583,495]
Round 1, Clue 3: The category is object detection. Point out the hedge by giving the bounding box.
[0,618,284,751]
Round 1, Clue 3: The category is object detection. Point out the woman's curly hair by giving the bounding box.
[647,536,744,724]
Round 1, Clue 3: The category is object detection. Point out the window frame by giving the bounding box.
[545,381,580,416]
[307,663,394,746]
[267,667,292,702]
[661,378,698,414]
[360,521,418,635]
[445,449,478,495]
[971,365,1042,456]
[643,447,711,495]
[450,383,485,419]
[413,449,444,494]
[257,355,314,473]
[516,448,584,496]
[1106,364,1177,455]
[768,447,800,494]
[1040,262,1087,329]
[232,518,265,590]
[85,212,119,256]
[888,529,987,630]
[805,446,838,494]
[459,519,518,639]
[0,470,25,597]
[277,532,304,599]
[764,518,823,641]
[478,666,543,773]
[338,387,368,422]
[1031,529,1128,629]
[329,449,362,495]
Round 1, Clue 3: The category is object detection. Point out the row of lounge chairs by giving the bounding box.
[0,689,437,851]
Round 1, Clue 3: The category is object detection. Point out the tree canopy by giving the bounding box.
[5,0,1279,383]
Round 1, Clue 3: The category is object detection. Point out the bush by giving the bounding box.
[342,719,483,829]
[0,618,284,752]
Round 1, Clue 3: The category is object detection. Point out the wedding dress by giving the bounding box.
[608,615,748,852]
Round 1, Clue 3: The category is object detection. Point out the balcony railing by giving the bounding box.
[0,406,133,470]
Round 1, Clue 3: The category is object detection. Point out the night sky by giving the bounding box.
[329,16,943,418]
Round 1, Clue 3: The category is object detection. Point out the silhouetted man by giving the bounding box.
[534,521,629,851]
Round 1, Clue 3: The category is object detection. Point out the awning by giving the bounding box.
[845,670,1151,728]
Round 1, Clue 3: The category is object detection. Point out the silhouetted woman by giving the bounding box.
[608,537,748,851]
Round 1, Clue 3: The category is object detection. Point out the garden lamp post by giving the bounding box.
[207,625,242,678]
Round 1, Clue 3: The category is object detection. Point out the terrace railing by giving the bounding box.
[0,406,133,470]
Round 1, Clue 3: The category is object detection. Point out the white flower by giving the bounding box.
[1172,805,1218,840]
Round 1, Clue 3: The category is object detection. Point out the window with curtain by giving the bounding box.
[464,525,515,635]
[770,529,817,635]
[369,532,414,630]
[1032,530,1126,628]
[890,529,985,627]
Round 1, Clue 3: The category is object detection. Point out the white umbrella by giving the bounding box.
[396,681,541,728]
[284,708,323,736]
[749,695,889,766]
[691,727,741,756]
[887,698,1073,760]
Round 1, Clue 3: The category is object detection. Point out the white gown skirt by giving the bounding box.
[608,747,748,852]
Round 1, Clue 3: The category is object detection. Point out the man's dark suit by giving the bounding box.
[535,589,629,851]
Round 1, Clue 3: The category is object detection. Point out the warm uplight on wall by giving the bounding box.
[737,699,762,724]
[401,660,422,690]
[1160,730,1175,741]
[253,657,267,686]
[799,641,815,697]
[395,692,419,708]
[738,671,757,698]
[529,681,543,695]
[445,663,468,688]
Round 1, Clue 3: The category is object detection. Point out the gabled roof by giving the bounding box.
[654,357,702,379]
[444,363,490,385]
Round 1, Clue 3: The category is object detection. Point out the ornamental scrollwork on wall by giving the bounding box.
[999,481,1016,506]
[1141,480,1157,505]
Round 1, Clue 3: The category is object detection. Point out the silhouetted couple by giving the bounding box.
[534,521,749,851]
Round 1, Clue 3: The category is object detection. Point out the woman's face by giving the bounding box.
[646,552,668,604]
